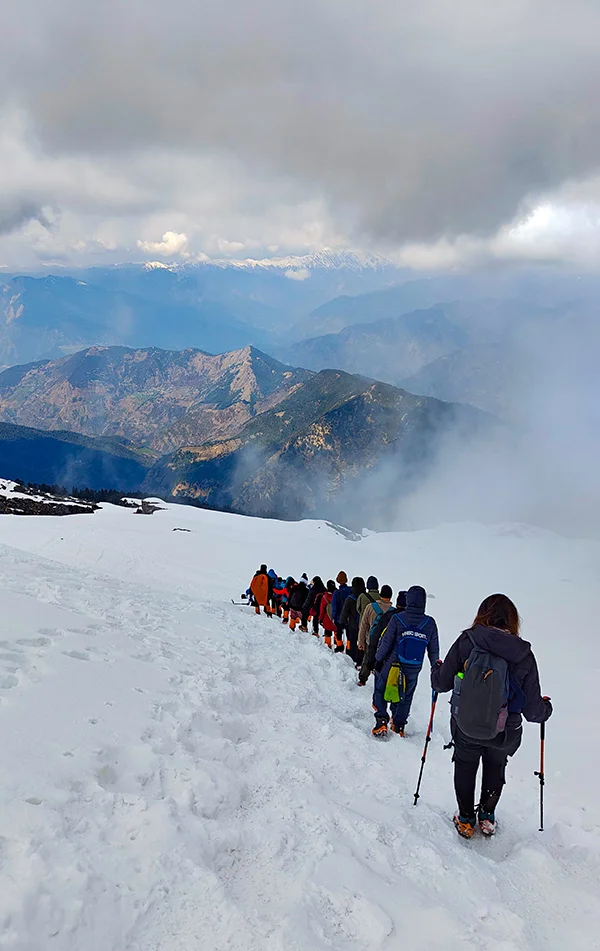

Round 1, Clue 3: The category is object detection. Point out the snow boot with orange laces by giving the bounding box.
[372,719,388,738]
[453,814,475,839]
[390,723,405,737]
[324,634,333,649]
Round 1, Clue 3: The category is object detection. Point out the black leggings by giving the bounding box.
[452,726,522,820]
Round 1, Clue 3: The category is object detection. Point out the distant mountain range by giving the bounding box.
[0,344,486,524]
[289,298,593,415]
[0,255,410,367]
[0,345,310,455]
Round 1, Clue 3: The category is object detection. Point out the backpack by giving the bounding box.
[396,616,431,667]
[368,603,384,642]
[325,596,333,620]
[452,632,510,740]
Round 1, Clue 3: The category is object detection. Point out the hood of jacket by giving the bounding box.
[406,585,426,613]
[268,569,277,580]
[468,624,532,665]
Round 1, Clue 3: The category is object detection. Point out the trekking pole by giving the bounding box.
[413,691,438,806]
[534,721,546,831]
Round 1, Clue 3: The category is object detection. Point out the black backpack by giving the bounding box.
[452,632,510,740]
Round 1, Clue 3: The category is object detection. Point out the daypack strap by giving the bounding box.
[372,602,383,618]
[397,616,430,632]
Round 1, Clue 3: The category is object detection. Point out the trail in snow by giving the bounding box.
[0,503,599,950]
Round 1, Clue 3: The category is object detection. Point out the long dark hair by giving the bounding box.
[473,594,520,636]
[311,576,325,593]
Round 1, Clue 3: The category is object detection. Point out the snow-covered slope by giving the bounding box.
[0,501,598,950]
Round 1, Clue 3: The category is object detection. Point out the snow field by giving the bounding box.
[0,502,598,950]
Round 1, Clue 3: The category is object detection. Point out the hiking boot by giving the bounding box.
[478,811,496,836]
[453,814,475,839]
[299,625,308,633]
[372,720,388,738]
[334,645,345,653]
[390,723,405,736]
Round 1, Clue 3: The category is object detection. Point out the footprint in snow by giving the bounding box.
[62,649,91,661]
[0,674,18,689]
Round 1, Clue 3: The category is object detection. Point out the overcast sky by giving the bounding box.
[1,0,600,269]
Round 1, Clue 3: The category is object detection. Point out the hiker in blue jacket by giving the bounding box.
[331,571,352,651]
[373,585,439,738]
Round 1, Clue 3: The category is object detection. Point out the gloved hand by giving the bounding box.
[357,660,371,686]
[543,696,553,719]
[434,659,443,668]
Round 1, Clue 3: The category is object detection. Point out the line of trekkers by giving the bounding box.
[247,565,552,840]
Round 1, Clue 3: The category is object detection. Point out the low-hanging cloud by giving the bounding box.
[2,0,600,258]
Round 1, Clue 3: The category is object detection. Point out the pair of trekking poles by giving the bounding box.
[414,691,546,832]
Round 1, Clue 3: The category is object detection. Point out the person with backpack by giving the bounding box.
[331,571,352,651]
[319,580,338,648]
[280,576,294,624]
[288,579,308,631]
[272,576,286,617]
[339,576,366,663]
[268,569,280,616]
[431,593,552,839]
[358,590,407,686]
[373,585,439,738]
[249,565,272,617]
[358,584,393,654]
[356,576,379,617]
[300,576,325,634]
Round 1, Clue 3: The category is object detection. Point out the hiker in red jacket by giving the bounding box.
[319,580,337,648]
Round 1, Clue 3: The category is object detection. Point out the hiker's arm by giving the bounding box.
[375,616,396,664]
[427,621,440,667]
[521,656,552,723]
[357,607,371,651]
[431,636,461,693]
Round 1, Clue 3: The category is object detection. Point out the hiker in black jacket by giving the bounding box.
[432,593,552,839]
[339,576,366,663]
[300,576,325,634]
[288,580,308,631]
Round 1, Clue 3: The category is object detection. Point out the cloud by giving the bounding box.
[137,231,190,258]
[1,1,600,264]
[285,268,310,281]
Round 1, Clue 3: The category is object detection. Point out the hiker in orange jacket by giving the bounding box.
[250,565,272,616]
[319,580,338,648]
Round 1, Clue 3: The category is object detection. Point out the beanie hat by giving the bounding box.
[380,584,393,599]
[396,590,408,610]
[366,576,379,590]
[336,571,348,585]
[260,564,267,572]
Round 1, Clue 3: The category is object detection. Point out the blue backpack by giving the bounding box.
[396,616,431,667]
[368,602,384,641]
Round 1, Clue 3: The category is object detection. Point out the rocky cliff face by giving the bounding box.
[0,345,311,453]
[144,370,487,525]
[0,344,489,526]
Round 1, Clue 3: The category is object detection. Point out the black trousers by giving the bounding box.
[452,725,522,820]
